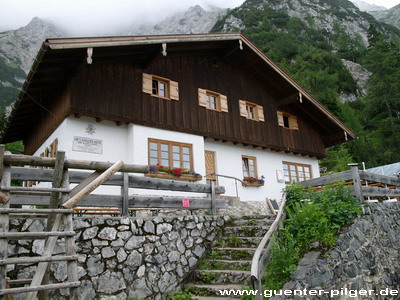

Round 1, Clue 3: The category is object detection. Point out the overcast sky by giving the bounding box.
[0,0,399,35]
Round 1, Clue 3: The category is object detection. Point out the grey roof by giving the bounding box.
[367,162,400,177]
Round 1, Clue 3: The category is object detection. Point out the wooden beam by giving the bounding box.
[0,255,77,266]
[0,163,10,295]
[1,281,80,296]
[0,231,75,239]
[62,160,124,209]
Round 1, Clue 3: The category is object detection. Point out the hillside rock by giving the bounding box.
[341,59,371,100]
[0,17,65,73]
[122,5,226,35]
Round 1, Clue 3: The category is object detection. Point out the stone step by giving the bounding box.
[213,248,256,260]
[223,226,270,237]
[193,269,252,285]
[194,297,234,300]
[190,284,244,298]
[229,217,273,227]
[214,236,263,248]
[231,215,271,220]
[198,259,252,271]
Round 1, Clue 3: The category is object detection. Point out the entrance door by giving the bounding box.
[205,150,217,183]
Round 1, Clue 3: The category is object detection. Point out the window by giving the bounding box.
[282,161,312,183]
[242,156,258,178]
[148,139,193,169]
[198,88,228,112]
[277,111,298,130]
[143,73,179,100]
[239,100,265,122]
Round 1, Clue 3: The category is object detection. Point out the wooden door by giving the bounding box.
[205,151,217,182]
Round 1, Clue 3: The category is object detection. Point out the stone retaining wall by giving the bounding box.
[271,202,400,299]
[8,214,230,299]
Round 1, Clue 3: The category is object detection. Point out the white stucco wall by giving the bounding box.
[35,116,320,202]
[204,140,320,201]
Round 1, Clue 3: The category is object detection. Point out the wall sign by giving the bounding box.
[73,136,103,154]
[182,198,190,207]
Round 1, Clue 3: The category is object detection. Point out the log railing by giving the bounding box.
[0,150,227,214]
[300,163,400,203]
[250,193,287,299]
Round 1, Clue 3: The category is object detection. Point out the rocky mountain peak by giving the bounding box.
[122,5,226,35]
[350,0,387,12]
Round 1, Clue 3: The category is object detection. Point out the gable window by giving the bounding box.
[143,73,179,100]
[242,156,257,178]
[149,139,193,169]
[198,88,228,112]
[277,111,298,130]
[239,100,265,122]
[282,161,312,183]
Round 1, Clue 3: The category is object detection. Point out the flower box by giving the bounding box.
[242,176,265,187]
[145,172,202,182]
[242,181,264,187]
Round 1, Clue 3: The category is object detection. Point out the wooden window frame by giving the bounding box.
[242,155,258,178]
[206,91,221,111]
[239,100,265,122]
[148,138,194,170]
[277,111,299,130]
[282,161,312,183]
[143,73,179,101]
[198,88,228,113]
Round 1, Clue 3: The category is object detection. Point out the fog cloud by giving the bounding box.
[0,0,245,35]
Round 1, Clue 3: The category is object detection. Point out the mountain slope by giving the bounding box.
[350,0,387,12]
[370,4,400,29]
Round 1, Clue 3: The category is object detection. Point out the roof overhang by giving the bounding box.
[2,33,356,146]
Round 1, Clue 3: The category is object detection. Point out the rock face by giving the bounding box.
[340,59,371,101]
[271,202,400,299]
[7,215,229,299]
[0,17,65,74]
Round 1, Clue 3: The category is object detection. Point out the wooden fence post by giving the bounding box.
[121,172,129,216]
[349,163,364,203]
[209,180,216,215]
[0,147,10,299]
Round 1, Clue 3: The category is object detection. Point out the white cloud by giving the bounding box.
[0,0,244,34]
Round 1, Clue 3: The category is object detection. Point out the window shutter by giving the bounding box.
[257,105,265,122]
[277,111,284,127]
[290,115,299,130]
[142,73,152,94]
[220,94,228,112]
[198,88,208,107]
[170,80,179,101]
[239,100,248,117]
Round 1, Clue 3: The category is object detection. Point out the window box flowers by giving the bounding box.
[242,176,265,187]
[145,164,202,182]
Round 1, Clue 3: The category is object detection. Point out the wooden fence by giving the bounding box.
[0,149,227,215]
[300,163,400,203]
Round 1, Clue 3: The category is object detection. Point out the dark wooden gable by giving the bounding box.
[2,34,355,157]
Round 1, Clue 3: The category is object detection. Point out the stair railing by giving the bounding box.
[207,173,246,198]
[250,193,288,299]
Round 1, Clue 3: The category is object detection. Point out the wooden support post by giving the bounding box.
[0,147,10,300]
[210,180,216,215]
[41,151,66,300]
[26,213,64,300]
[121,172,129,216]
[62,160,124,209]
[64,213,81,299]
[349,163,364,203]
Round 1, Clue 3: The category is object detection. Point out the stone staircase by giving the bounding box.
[184,215,274,299]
